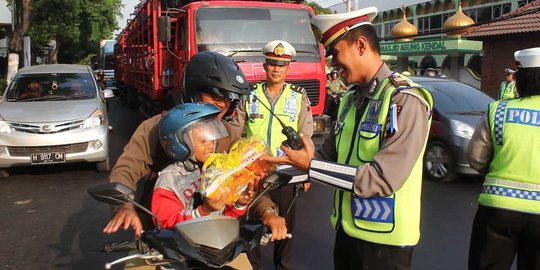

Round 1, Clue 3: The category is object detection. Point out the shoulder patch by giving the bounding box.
[389,73,411,87]
[290,84,306,95]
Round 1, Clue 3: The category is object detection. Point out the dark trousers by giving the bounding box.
[333,227,414,270]
[248,184,297,270]
[468,205,540,270]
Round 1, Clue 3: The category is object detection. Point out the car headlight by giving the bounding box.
[450,119,474,139]
[82,109,104,129]
[0,120,12,134]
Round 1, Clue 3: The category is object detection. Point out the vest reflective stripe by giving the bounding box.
[493,101,508,145]
[482,186,540,201]
[352,196,394,223]
[331,74,433,246]
[246,84,301,156]
[483,97,540,214]
[485,178,540,190]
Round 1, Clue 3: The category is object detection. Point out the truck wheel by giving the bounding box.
[127,90,138,110]
[96,158,110,172]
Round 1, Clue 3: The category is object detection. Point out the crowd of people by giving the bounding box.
[101,6,540,270]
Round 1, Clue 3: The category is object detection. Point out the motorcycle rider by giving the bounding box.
[152,103,256,228]
[103,51,288,241]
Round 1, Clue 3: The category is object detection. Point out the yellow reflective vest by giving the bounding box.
[332,74,433,246]
[246,83,302,156]
[481,97,540,214]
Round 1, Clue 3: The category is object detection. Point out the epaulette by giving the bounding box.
[389,73,412,87]
[290,84,306,95]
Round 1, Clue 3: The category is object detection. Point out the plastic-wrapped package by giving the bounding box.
[201,136,276,205]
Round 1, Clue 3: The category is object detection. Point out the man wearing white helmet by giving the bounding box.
[264,8,433,270]
[468,47,540,269]
[499,68,519,100]
[233,40,313,270]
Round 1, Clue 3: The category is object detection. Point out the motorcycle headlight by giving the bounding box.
[0,120,12,134]
[82,109,104,129]
[450,119,474,139]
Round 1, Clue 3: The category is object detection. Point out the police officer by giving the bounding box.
[467,47,540,269]
[234,40,313,270]
[499,68,519,100]
[264,8,433,270]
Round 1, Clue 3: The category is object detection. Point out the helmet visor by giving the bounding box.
[182,118,229,156]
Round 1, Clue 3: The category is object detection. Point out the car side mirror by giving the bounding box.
[102,89,115,99]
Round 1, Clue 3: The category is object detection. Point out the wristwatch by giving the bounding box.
[264,205,279,216]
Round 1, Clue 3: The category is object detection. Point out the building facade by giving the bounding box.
[372,0,536,93]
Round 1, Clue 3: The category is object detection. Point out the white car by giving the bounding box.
[0,64,114,178]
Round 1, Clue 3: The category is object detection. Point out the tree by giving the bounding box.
[6,0,31,82]
[305,1,333,15]
[28,0,122,64]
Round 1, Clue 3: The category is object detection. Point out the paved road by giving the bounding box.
[0,96,509,270]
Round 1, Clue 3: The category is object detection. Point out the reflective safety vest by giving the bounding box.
[246,83,302,156]
[331,74,433,246]
[499,81,518,100]
[481,97,540,214]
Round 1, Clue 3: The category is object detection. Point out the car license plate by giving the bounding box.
[30,152,66,164]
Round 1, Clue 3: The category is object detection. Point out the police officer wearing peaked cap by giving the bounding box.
[499,68,519,100]
[232,40,313,270]
[468,47,540,270]
[264,8,434,270]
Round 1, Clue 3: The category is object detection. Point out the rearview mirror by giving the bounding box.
[103,89,115,99]
[87,182,135,205]
[158,16,171,43]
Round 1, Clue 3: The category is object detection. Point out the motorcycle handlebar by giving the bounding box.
[103,240,139,253]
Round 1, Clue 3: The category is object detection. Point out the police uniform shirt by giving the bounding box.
[467,115,493,174]
[232,83,314,140]
[317,63,432,197]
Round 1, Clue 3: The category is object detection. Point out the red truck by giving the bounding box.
[115,0,330,133]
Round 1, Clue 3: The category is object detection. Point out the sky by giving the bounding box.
[117,0,426,34]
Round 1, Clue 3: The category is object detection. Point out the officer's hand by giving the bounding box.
[262,133,314,172]
[236,181,256,206]
[263,213,288,241]
[103,202,143,237]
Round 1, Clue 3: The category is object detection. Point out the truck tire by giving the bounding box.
[127,89,138,110]
[0,169,9,179]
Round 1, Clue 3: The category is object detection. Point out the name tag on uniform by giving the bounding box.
[359,122,382,133]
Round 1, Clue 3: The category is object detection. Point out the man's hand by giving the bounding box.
[262,133,315,172]
[262,211,288,241]
[103,202,143,237]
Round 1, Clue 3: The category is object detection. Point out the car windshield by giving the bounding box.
[195,7,320,62]
[5,72,97,102]
[420,80,494,114]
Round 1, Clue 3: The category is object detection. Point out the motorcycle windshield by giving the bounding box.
[195,7,321,63]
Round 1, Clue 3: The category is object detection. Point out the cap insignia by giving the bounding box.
[273,43,285,56]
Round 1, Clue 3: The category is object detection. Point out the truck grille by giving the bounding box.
[10,120,85,134]
[8,143,89,156]
[287,80,320,106]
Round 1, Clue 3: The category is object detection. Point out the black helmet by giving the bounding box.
[182,51,250,103]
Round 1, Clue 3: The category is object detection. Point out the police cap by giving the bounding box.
[263,40,296,66]
[311,7,378,57]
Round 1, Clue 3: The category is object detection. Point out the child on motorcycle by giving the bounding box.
[151,102,256,229]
